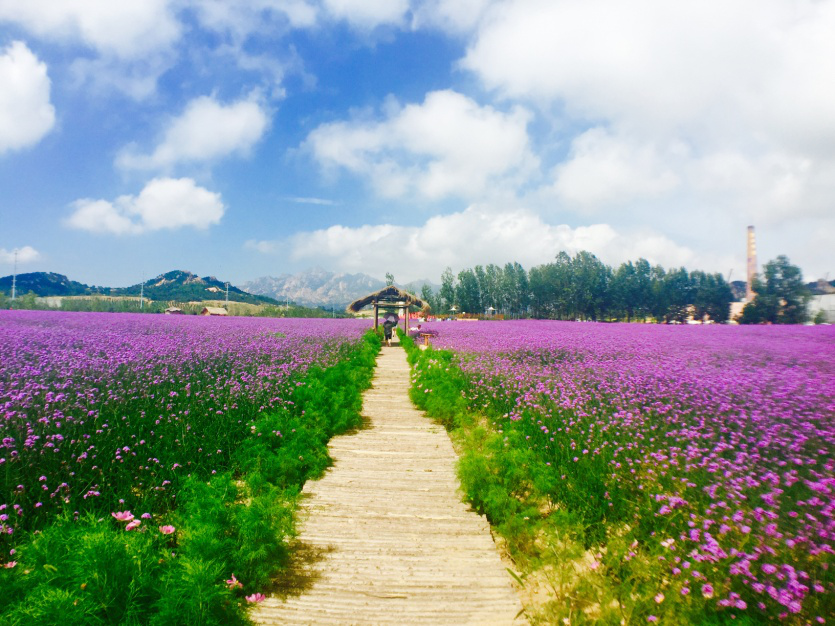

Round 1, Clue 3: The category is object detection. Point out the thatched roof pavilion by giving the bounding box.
[347,285,425,332]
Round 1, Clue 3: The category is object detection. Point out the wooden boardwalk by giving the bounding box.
[253,342,524,625]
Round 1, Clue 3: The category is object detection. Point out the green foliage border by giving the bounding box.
[0,330,380,625]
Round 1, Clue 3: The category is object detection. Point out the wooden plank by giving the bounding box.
[253,346,525,625]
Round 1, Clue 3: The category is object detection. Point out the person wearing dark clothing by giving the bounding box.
[382,319,395,346]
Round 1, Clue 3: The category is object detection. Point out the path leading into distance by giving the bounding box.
[253,341,525,625]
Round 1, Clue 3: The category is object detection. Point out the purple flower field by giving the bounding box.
[419,320,834,621]
[0,311,368,555]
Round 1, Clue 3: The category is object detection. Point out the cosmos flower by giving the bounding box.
[226,574,243,589]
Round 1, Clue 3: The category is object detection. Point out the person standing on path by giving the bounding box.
[382,317,396,347]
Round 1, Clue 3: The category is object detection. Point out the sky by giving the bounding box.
[1,0,833,288]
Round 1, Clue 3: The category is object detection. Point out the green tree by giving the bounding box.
[485,264,506,314]
[474,265,489,310]
[570,252,609,320]
[9,290,40,310]
[632,258,654,321]
[528,264,555,318]
[739,255,810,324]
[660,267,694,323]
[611,261,637,321]
[456,268,482,315]
[691,271,733,323]
[551,251,574,320]
[439,267,456,314]
[385,272,395,286]
[420,284,436,313]
[649,265,668,322]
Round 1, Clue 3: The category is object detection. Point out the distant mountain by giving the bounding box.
[0,272,97,297]
[242,267,386,308]
[0,270,278,306]
[115,270,278,305]
[403,278,441,295]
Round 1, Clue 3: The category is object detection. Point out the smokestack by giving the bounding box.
[746,226,757,301]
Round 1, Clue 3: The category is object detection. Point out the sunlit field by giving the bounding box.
[0,310,374,623]
[408,321,834,624]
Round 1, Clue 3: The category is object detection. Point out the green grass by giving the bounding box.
[400,332,748,624]
[0,330,380,625]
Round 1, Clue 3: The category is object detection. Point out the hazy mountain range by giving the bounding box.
[6,269,828,310]
[0,270,277,306]
[0,268,438,309]
[241,267,438,309]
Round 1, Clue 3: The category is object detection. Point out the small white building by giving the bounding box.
[811,293,835,323]
[200,306,228,316]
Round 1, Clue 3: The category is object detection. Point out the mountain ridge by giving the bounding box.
[241,268,441,309]
[0,270,279,306]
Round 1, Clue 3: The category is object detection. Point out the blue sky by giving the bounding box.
[1,0,833,287]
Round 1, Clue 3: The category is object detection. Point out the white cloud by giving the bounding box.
[322,0,409,29]
[0,246,41,265]
[0,0,180,59]
[462,0,835,228]
[117,95,270,171]
[66,178,225,235]
[411,0,494,34]
[306,89,536,200]
[245,239,281,254]
[0,0,180,98]
[285,196,337,205]
[259,205,699,281]
[463,0,835,134]
[0,42,55,155]
[189,0,318,36]
[552,128,681,208]
[69,55,174,101]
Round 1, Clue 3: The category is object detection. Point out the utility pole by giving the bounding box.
[225,282,229,308]
[746,226,757,301]
[11,250,17,300]
[140,273,144,311]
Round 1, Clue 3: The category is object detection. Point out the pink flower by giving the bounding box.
[245,593,266,603]
[125,520,141,531]
[159,525,176,535]
[701,583,714,598]
[226,574,243,589]
[648,616,658,622]
[112,511,134,522]
[654,593,664,603]
[681,587,690,595]
[3,561,16,569]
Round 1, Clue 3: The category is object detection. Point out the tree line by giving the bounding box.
[0,292,349,318]
[417,251,811,324]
